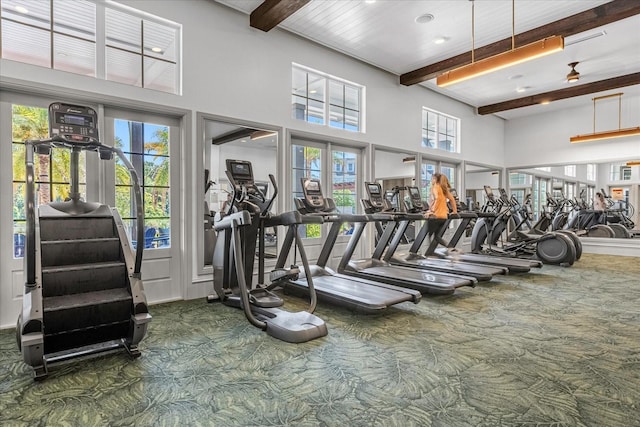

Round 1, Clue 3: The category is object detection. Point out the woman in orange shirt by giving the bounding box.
[424,173,457,219]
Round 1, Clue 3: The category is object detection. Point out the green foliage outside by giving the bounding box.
[114,126,170,231]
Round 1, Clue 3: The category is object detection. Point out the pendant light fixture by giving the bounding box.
[437,0,564,87]
[566,62,580,83]
[570,92,640,143]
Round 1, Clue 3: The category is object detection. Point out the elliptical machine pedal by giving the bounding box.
[270,265,300,283]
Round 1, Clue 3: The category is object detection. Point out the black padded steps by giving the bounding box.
[43,288,132,334]
[42,261,128,297]
[39,216,116,241]
[40,238,122,267]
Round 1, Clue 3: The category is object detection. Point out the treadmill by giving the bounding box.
[337,183,477,296]
[374,186,507,280]
[272,178,422,313]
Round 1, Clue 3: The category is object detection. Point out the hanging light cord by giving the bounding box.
[512,0,515,50]
[471,0,475,63]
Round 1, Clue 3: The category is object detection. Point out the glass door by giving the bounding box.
[105,109,181,303]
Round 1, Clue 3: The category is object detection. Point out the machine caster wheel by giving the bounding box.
[206,294,219,303]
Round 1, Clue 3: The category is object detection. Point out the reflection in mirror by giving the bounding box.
[507,161,639,237]
[464,163,501,211]
[374,149,416,211]
[203,119,278,267]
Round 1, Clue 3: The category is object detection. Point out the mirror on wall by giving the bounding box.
[202,119,279,267]
[506,160,639,236]
[373,148,417,211]
[463,162,502,210]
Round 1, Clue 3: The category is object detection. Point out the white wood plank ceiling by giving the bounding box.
[216,0,640,119]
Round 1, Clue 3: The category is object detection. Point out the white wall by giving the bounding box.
[0,0,521,311]
[374,151,416,179]
[504,94,640,168]
[1,1,505,164]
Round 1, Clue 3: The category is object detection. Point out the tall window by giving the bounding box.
[0,0,181,94]
[420,162,436,201]
[11,104,86,258]
[509,173,530,186]
[564,165,576,177]
[440,164,456,189]
[422,108,459,153]
[114,119,170,249]
[586,163,597,181]
[332,150,357,234]
[291,144,322,238]
[292,64,363,132]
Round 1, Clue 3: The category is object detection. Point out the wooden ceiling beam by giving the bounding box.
[400,0,640,86]
[250,0,310,32]
[477,72,640,115]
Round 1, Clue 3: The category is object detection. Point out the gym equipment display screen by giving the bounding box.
[304,180,321,194]
[230,162,252,179]
[409,187,420,198]
[368,184,381,195]
[55,112,93,127]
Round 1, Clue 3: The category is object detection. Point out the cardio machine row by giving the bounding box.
[207,162,545,345]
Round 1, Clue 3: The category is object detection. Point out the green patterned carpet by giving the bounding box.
[1,253,639,426]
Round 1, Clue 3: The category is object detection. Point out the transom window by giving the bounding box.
[586,163,597,181]
[422,108,459,153]
[0,0,181,94]
[292,64,364,132]
[564,165,576,177]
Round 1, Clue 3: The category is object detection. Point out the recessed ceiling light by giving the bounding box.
[151,47,163,53]
[365,0,376,3]
[415,13,435,24]
[309,89,317,94]
[15,5,29,14]
[240,139,247,143]
[433,37,448,45]
[516,86,531,93]
[508,74,523,80]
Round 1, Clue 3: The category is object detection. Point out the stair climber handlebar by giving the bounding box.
[24,104,146,283]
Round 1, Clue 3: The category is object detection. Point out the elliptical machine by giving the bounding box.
[471,186,577,266]
[207,160,327,343]
[16,103,151,380]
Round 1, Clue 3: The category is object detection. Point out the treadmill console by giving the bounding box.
[365,182,385,210]
[301,178,325,209]
[407,186,424,210]
[49,102,99,143]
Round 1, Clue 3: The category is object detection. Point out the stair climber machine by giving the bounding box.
[405,186,541,273]
[207,160,327,343]
[375,185,508,281]
[273,178,421,313]
[338,182,477,296]
[16,103,152,380]
[471,186,577,266]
